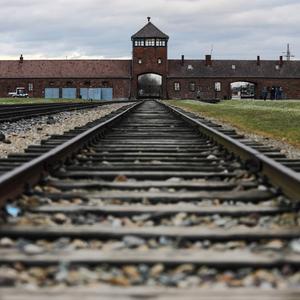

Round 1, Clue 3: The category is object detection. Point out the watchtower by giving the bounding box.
[131,17,169,99]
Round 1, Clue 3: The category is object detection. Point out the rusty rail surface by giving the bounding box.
[0,100,299,300]
[161,101,300,201]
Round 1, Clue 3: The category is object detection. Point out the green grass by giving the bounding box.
[167,100,300,149]
[0,98,86,105]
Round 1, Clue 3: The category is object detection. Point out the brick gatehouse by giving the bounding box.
[0,18,300,100]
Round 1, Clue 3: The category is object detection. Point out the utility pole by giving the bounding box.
[210,44,214,56]
[283,44,295,61]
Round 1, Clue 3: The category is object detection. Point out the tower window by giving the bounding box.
[134,39,144,47]
[158,58,162,64]
[174,82,181,91]
[156,39,166,47]
[145,38,155,46]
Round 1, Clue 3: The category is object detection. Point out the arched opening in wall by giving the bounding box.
[138,73,162,98]
[231,82,256,99]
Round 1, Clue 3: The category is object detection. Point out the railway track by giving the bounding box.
[164,101,300,174]
[0,100,300,299]
[0,101,134,123]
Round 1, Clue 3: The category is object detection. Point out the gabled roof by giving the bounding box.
[0,60,131,79]
[168,59,300,79]
[131,21,169,40]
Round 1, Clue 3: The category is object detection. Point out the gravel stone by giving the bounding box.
[23,244,45,255]
[0,103,129,158]
[0,132,5,141]
[123,236,146,248]
[290,239,300,253]
[0,237,14,247]
[171,104,300,159]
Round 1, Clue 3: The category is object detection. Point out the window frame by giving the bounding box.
[28,83,33,91]
[134,38,167,47]
[215,82,222,92]
[174,82,181,91]
[189,82,196,92]
[156,39,166,47]
[134,39,145,47]
[145,38,155,46]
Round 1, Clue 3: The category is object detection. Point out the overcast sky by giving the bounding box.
[0,0,299,60]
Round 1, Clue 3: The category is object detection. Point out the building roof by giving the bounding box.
[168,59,300,79]
[0,60,131,79]
[1,58,300,80]
[131,21,169,40]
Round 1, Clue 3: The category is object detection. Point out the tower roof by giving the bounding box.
[131,20,169,40]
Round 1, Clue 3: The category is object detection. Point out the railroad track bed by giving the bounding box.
[0,100,299,299]
[0,103,130,159]
[0,101,135,123]
[164,101,300,172]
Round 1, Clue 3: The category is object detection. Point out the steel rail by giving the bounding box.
[0,101,141,207]
[160,101,300,201]
[0,100,138,122]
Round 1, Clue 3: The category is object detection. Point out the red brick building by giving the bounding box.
[0,18,300,100]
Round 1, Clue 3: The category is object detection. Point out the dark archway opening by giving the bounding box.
[231,82,256,99]
[138,73,162,98]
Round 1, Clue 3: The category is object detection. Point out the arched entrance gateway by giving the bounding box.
[131,18,169,99]
[138,73,162,98]
[231,81,257,99]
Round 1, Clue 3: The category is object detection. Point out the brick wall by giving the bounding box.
[1,73,300,100]
[167,78,300,100]
[131,46,168,99]
[0,78,131,99]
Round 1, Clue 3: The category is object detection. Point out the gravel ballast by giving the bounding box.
[169,103,300,160]
[0,103,129,158]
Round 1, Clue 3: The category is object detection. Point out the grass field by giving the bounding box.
[167,100,300,148]
[0,98,85,105]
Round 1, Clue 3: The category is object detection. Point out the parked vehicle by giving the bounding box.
[8,87,29,98]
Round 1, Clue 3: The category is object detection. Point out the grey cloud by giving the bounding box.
[0,0,299,60]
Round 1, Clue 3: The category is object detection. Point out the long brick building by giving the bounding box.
[1,18,300,100]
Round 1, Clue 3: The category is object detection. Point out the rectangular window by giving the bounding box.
[145,38,155,46]
[156,39,166,47]
[215,82,221,92]
[174,82,180,91]
[189,82,196,92]
[28,83,33,91]
[134,39,144,47]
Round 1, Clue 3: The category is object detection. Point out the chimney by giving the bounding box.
[19,54,23,63]
[181,55,185,65]
[279,55,283,67]
[257,56,260,66]
[205,54,212,66]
